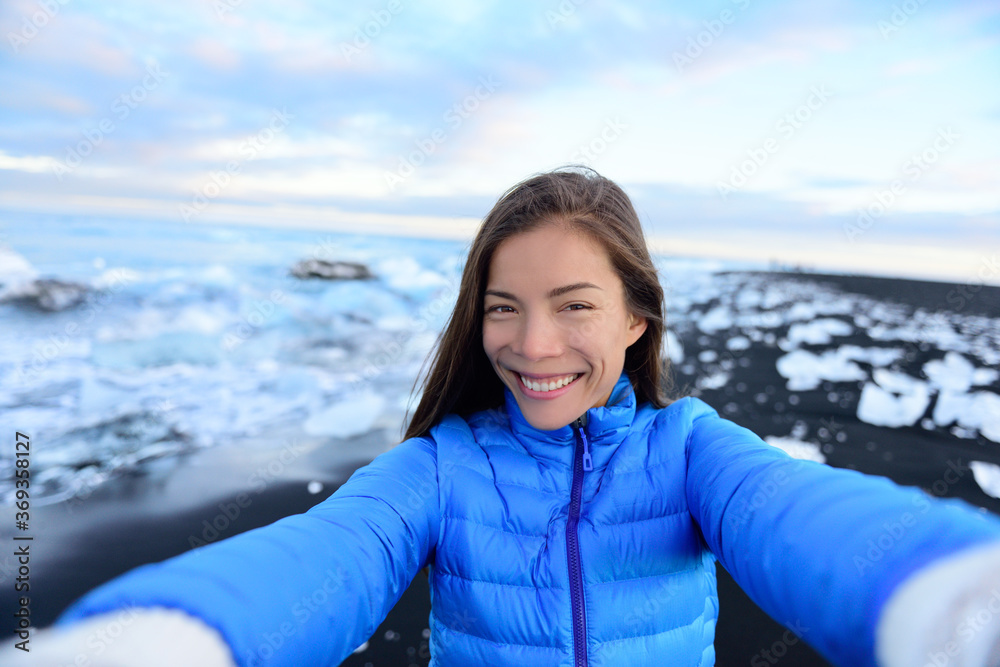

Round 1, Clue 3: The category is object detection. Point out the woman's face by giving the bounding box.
[483,223,647,431]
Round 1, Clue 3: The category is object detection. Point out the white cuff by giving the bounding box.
[876,540,1000,667]
[1,607,237,667]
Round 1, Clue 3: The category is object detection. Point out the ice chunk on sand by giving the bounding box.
[696,370,730,390]
[924,352,999,393]
[765,436,827,463]
[698,306,732,333]
[786,318,853,347]
[304,392,385,438]
[970,461,1000,499]
[775,349,867,391]
[857,373,931,428]
[665,330,684,364]
[775,345,907,392]
[872,369,924,395]
[726,336,751,351]
[933,391,1000,443]
[840,345,905,367]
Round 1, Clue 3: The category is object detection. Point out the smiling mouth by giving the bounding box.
[517,373,580,393]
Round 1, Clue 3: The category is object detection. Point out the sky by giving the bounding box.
[1,0,998,283]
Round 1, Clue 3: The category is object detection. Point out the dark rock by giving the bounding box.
[0,277,90,311]
[290,259,374,281]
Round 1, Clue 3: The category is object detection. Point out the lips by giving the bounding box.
[517,372,580,393]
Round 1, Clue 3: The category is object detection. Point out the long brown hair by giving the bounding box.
[404,166,672,439]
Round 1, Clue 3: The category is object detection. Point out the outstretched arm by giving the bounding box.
[683,398,1000,667]
[50,435,440,666]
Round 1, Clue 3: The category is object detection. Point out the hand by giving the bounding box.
[877,540,1000,667]
[0,607,236,667]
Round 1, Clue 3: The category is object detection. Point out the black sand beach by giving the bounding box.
[3,270,999,667]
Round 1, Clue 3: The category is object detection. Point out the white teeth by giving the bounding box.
[519,373,579,392]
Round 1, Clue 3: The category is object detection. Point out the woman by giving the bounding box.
[18,168,1000,666]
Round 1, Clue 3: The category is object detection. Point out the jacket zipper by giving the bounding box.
[567,418,590,667]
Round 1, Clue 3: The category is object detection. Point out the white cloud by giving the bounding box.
[0,151,62,174]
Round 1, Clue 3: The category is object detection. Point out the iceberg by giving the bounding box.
[304,392,386,438]
[291,259,373,281]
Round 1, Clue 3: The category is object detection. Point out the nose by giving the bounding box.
[513,312,563,361]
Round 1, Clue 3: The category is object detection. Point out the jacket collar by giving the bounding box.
[503,372,636,447]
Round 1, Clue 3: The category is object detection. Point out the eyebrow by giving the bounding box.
[484,282,602,301]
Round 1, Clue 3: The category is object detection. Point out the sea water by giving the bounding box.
[0,214,471,505]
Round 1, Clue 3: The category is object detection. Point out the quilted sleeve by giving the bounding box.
[58,436,441,667]
[682,397,1000,667]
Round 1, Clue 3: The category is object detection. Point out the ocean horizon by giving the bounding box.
[1,199,995,287]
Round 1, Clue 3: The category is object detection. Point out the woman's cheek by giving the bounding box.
[567,313,601,348]
[482,320,508,356]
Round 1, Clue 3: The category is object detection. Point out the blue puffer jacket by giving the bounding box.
[61,373,1000,666]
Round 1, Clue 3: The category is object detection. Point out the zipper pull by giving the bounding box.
[579,425,593,472]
